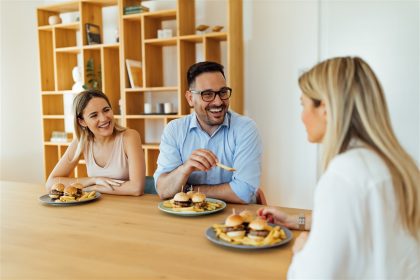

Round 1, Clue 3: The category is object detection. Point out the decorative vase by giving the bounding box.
[48,15,62,25]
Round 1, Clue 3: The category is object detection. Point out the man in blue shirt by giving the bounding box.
[154,61,262,203]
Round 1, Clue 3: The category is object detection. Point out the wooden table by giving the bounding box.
[1,181,309,279]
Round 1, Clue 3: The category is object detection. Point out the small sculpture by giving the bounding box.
[72,66,84,93]
[212,25,224,32]
[196,25,209,32]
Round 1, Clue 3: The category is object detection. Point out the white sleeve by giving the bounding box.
[288,169,367,279]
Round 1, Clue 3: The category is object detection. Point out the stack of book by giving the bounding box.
[124,5,150,15]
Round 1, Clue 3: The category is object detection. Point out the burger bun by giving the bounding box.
[173,192,190,202]
[52,183,65,192]
[248,218,268,231]
[64,186,78,197]
[226,230,246,238]
[191,192,206,203]
[239,210,254,223]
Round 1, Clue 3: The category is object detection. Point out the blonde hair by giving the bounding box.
[299,56,420,240]
[72,90,125,161]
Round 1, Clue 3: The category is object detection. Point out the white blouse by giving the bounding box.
[288,146,420,279]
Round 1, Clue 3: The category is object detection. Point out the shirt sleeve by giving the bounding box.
[287,169,366,279]
[153,122,182,188]
[229,120,262,203]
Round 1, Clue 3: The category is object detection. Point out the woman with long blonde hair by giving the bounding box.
[258,57,419,278]
[46,90,145,196]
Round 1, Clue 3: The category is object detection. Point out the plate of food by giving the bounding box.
[205,210,293,249]
[158,191,226,216]
[39,183,101,206]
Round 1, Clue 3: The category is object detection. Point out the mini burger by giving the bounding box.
[239,210,254,228]
[186,190,196,199]
[191,192,206,208]
[223,214,246,238]
[172,192,192,208]
[49,183,65,199]
[71,182,84,198]
[62,186,78,200]
[247,218,270,241]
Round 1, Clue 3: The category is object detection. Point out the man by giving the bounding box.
[154,61,262,203]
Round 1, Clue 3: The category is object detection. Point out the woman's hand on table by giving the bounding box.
[94,178,125,190]
[84,178,125,192]
[257,207,299,229]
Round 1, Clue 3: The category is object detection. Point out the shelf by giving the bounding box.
[55,46,81,53]
[144,38,177,46]
[122,14,142,22]
[38,1,79,13]
[177,33,227,43]
[143,9,176,20]
[44,141,71,146]
[142,143,160,150]
[38,0,243,180]
[55,22,80,30]
[43,115,65,119]
[179,35,203,43]
[81,0,118,7]
[37,25,53,31]
[42,91,62,95]
[205,32,228,41]
[125,86,178,92]
[83,43,120,50]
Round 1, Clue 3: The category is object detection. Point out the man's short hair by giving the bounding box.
[187,61,226,88]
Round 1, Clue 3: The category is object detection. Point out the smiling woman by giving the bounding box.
[45,90,146,196]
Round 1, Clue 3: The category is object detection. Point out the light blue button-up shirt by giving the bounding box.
[153,111,262,203]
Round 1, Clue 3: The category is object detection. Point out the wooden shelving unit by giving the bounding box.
[37,0,243,179]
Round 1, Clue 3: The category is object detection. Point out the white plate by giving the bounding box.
[158,198,226,216]
[39,192,101,206]
[205,223,293,249]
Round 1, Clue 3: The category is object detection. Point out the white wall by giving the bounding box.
[320,0,420,165]
[245,0,419,209]
[1,0,44,184]
[1,1,419,210]
[244,1,320,209]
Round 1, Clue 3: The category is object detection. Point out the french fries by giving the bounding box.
[55,191,97,203]
[78,191,96,201]
[212,223,287,246]
[162,199,223,212]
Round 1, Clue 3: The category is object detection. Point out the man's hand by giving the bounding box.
[181,149,218,175]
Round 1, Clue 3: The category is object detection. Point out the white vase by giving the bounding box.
[48,15,62,25]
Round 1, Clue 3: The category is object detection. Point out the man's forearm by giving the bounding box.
[156,165,190,199]
[193,183,245,204]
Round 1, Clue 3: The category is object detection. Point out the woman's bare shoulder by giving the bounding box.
[121,129,141,144]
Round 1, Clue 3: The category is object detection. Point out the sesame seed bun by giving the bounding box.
[225,214,244,227]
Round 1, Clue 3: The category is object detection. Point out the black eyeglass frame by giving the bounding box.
[189,87,232,102]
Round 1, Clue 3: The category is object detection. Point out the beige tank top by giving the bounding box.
[84,132,129,180]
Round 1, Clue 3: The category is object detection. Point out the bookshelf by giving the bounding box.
[37,0,243,179]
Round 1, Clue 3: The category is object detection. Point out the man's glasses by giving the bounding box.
[189,87,232,102]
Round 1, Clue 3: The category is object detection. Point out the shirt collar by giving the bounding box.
[189,111,231,133]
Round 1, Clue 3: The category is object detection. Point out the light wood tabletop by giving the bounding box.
[1,181,310,279]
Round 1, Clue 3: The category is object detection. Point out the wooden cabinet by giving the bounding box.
[37,0,243,179]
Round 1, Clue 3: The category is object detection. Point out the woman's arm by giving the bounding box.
[86,129,145,196]
[45,139,95,190]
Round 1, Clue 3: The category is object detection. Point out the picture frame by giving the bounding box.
[126,59,143,88]
[86,23,101,45]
